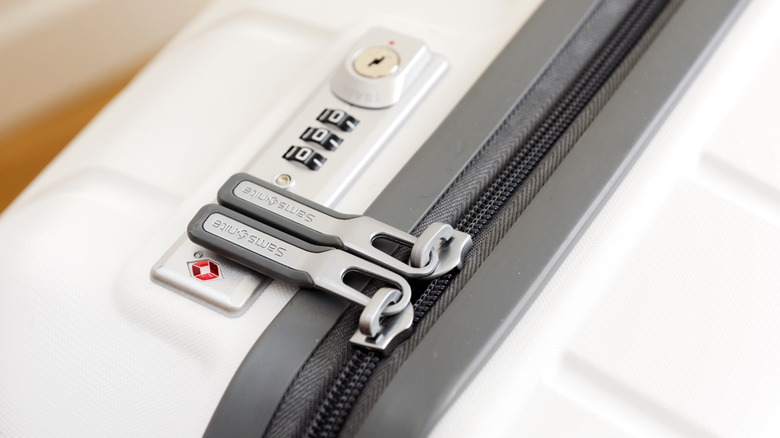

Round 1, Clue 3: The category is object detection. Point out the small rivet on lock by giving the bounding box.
[274,174,293,188]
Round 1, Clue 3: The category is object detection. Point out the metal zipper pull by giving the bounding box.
[187,204,412,317]
[217,173,472,280]
[351,287,414,354]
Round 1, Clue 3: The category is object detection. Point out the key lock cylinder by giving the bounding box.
[331,29,434,109]
[188,174,472,353]
[353,47,400,78]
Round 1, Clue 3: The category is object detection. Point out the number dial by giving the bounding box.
[283,146,326,170]
[300,127,343,151]
[317,108,360,132]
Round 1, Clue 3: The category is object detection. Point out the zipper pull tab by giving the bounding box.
[217,173,471,280]
[187,204,412,316]
[351,287,414,354]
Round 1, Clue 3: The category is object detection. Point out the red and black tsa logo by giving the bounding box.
[188,259,221,281]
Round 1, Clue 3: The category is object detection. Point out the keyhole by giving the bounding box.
[353,47,399,78]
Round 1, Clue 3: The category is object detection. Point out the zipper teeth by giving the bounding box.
[461,0,659,236]
[308,351,379,438]
[415,0,665,321]
[305,1,669,435]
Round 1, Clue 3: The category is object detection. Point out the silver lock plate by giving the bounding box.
[152,236,271,316]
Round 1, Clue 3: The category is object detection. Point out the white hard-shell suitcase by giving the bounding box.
[1,0,779,436]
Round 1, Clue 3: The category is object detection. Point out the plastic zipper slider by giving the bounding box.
[217,173,472,280]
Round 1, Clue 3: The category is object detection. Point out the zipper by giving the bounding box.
[187,177,472,351]
[302,0,672,436]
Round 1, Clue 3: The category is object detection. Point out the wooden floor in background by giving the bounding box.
[0,72,137,213]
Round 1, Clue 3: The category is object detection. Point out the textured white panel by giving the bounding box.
[704,38,780,195]
[512,385,633,438]
[570,181,780,437]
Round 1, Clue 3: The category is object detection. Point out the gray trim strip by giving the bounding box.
[366,0,601,231]
[204,290,347,438]
[203,289,348,438]
[204,0,604,435]
[356,0,749,436]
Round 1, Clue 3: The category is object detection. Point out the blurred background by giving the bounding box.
[0,0,210,212]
